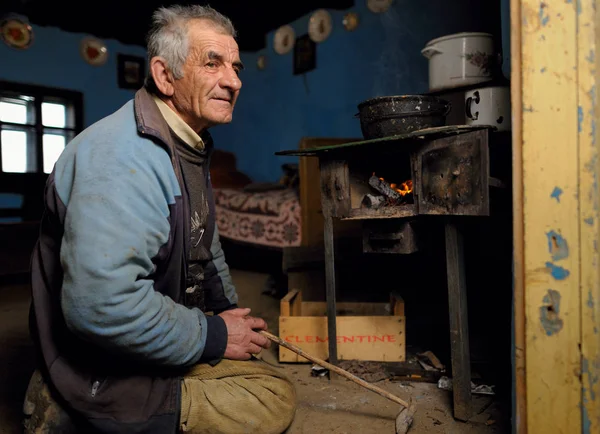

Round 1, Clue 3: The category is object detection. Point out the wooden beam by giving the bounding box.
[444,222,472,421]
[510,0,526,431]
[578,0,600,432]
[515,0,595,432]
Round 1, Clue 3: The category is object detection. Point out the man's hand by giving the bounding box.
[218,308,271,360]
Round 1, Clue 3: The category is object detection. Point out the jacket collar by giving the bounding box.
[152,95,205,150]
[134,87,214,156]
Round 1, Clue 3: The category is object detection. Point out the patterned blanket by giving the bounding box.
[213,188,302,248]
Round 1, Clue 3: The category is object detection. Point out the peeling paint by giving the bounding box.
[583,406,591,434]
[585,154,598,210]
[588,291,596,309]
[585,154,597,174]
[539,2,550,26]
[585,217,594,225]
[587,50,596,63]
[545,262,570,280]
[523,105,535,112]
[546,230,569,260]
[579,106,585,132]
[540,289,563,335]
[582,357,598,402]
[550,186,563,202]
[592,119,597,146]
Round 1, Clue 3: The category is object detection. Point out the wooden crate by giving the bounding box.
[278,289,405,363]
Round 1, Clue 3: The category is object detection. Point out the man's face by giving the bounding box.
[171,20,243,132]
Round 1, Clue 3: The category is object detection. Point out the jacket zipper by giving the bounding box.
[91,380,101,397]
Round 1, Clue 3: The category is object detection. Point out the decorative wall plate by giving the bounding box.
[367,0,393,13]
[1,18,33,49]
[80,36,108,66]
[342,12,359,31]
[273,25,295,55]
[308,9,332,43]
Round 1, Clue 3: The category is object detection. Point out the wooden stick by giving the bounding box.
[260,330,410,409]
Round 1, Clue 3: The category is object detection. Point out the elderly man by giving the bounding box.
[24,5,296,434]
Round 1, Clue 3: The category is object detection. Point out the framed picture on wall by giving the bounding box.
[117,54,146,90]
[293,34,316,75]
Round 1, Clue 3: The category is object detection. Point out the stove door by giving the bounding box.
[414,129,490,216]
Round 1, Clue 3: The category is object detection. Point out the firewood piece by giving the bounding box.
[368,176,402,201]
[417,350,446,371]
[362,194,386,209]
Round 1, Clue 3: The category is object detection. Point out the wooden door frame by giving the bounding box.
[511,0,600,432]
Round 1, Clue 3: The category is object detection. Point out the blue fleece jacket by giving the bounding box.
[53,99,231,367]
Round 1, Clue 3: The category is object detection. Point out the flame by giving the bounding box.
[372,172,413,196]
[391,179,413,196]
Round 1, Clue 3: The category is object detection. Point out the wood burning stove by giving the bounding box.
[276,125,501,421]
[314,126,491,221]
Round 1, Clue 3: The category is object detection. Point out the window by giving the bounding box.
[0,81,83,175]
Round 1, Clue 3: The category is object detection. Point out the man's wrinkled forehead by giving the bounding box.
[188,20,240,61]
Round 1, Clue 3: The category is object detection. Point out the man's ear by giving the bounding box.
[150,57,175,96]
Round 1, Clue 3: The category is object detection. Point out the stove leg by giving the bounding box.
[323,214,338,366]
[444,222,472,421]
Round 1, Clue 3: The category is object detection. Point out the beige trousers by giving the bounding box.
[180,358,297,434]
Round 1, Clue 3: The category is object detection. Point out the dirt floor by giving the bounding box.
[0,269,509,434]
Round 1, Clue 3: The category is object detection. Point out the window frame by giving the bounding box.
[0,81,83,222]
[0,80,84,175]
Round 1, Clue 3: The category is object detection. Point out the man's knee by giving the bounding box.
[230,374,296,434]
[180,363,297,434]
[265,374,297,426]
[22,370,78,434]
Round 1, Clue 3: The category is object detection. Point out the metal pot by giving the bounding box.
[356,95,451,140]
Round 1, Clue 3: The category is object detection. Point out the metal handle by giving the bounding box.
[421,45,442,59]
[443,101,452,116]
[465,91,480,120]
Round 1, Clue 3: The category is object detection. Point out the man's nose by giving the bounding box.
[220,67,242,91]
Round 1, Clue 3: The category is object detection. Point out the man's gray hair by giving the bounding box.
[144,4,236,92]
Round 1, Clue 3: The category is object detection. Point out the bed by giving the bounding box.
[213,187,301,248]
[211,137,360,251]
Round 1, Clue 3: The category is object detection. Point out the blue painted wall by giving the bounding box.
[0,19,146,128]
[211,0,502,182]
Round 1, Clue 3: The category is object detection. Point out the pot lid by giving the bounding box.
[424,32,493,47]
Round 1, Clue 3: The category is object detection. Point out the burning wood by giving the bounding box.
[369,175,403,201]
[363,173,413,208]
[362,194,386,209]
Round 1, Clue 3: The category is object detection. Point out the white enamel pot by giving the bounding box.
[421,32,498,92]
[465,86,511,132]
